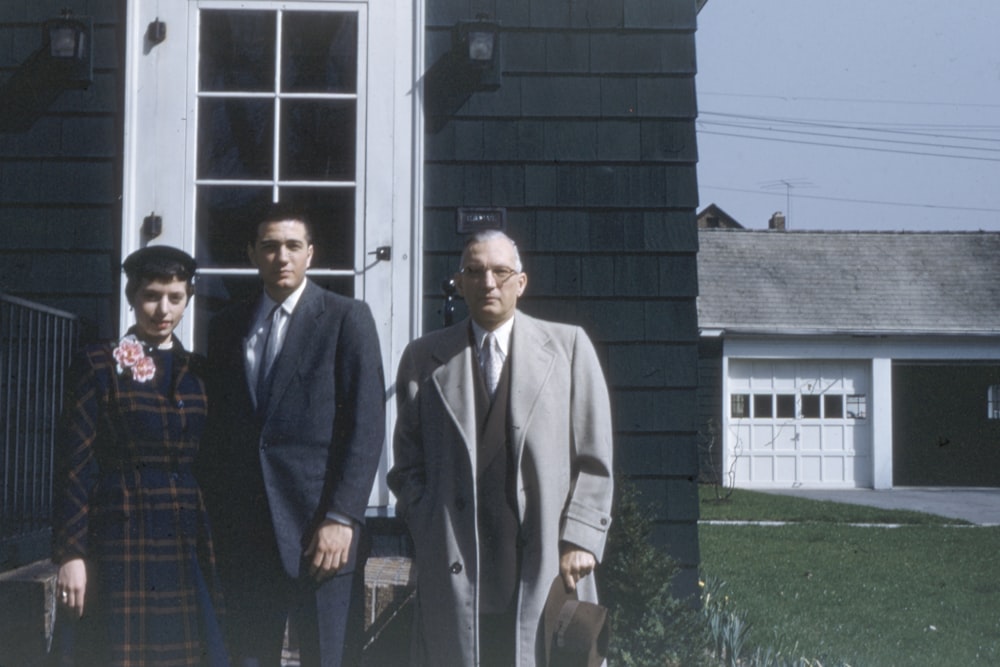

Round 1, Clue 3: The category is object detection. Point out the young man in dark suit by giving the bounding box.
[203,203,385,667]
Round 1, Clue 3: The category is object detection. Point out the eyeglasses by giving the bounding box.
[460,265,520,286]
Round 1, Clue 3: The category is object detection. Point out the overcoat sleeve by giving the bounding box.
[560,327,614,560]
[51,349,105,564]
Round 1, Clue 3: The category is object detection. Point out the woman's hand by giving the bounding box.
[57,558,87,617]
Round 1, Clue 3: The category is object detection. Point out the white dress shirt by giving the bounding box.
[471,316,514,374]
[245,279,308,402]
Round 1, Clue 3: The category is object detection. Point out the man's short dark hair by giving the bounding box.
[254,202,315,244]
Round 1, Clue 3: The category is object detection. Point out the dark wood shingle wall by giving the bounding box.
[0,0,704,593]
[423,0,702,591]
[0,1,123,341]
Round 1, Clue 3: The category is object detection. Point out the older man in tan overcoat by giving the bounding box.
[389,230,614,666]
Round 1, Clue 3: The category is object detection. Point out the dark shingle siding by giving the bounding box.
[423,0,702,581]
[0,2,122,340]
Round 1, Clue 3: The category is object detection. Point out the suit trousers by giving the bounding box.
[222,524,367,667]
[478,609,516,667]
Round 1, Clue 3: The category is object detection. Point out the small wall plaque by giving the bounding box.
[456,207,506,234]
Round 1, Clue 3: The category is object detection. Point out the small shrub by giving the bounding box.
[599,479,713,667]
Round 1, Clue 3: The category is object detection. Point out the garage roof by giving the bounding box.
[697,229,1000,336]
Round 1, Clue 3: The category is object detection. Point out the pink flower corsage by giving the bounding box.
[112,336,156,383]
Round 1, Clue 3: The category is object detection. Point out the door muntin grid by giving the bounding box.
[191,5,366,340]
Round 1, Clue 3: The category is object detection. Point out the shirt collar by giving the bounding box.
[256,279,308,321]
[471,315,514,357]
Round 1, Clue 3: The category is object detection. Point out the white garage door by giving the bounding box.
[726,360,872,488]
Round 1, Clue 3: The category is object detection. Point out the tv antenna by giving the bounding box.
[759,178,817,228]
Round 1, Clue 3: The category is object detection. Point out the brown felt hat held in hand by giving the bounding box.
[541,575,610,667]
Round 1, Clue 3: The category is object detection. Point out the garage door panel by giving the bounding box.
[734,454,751,482]
[728,359,871,488]
[800,424,822,450]
[752,456,774,483]
[730,424,751,454]
[823,456,846,482]
[774,375,796,391]
[823,426,846,451]
[773,426,797,451]
[729,359,752,383]
[801,456,822,482]
[774,456,797,482]
[852,457,872,486]
[752,425,775,450]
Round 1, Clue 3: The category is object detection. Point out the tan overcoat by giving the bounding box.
[389,312,614,666]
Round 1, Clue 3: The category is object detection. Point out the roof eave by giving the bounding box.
[700,326,1000,338]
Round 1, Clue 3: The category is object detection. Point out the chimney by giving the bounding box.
[769,211,786,231]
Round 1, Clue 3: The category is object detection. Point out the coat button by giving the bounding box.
[450,561,463,574]
[600,518,608,526]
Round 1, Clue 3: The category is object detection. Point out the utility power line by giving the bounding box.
[700,184,1000,214]
[698,90,1000,110]
[700,111,1000,143]
[697,129,1000,163]
[699,120,1000,155]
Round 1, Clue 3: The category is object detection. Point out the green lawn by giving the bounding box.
[698,487,1000,666]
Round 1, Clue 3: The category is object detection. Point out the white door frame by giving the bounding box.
[120,0,424,508]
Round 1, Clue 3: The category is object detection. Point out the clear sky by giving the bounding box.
[695,1,1000,231]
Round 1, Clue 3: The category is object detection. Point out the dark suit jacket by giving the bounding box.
[203,280,385,578]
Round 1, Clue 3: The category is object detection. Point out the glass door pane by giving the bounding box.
[193,6,363,347]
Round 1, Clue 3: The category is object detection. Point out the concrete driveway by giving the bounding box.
[760,487,1000,526]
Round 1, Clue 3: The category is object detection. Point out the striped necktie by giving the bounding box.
[256,304,282,407]
[482,332,503,400]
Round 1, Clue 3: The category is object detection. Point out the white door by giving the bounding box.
[726,359,872,488]
[120,0,422,508]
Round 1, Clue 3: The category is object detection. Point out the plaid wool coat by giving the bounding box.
[51,333,227,667]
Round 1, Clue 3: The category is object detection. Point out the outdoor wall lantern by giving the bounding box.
[43,14,93,87]
[0,13,94,131]
[453,17,501,90]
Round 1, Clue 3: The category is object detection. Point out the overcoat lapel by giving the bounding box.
[509,314,556,461]
[261,281,323,421]
[429,314,557,467]
[430,322,478,464]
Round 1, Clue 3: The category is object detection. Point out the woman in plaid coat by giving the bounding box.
[51,246,228,666]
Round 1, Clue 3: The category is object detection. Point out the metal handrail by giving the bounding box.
[0,293,78,569]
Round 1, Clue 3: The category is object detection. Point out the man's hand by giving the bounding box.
[305,520,354,581]
[559,546,596,593]
[57,558,87,617]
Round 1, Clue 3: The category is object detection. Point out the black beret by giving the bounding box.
[122,245,197,278]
